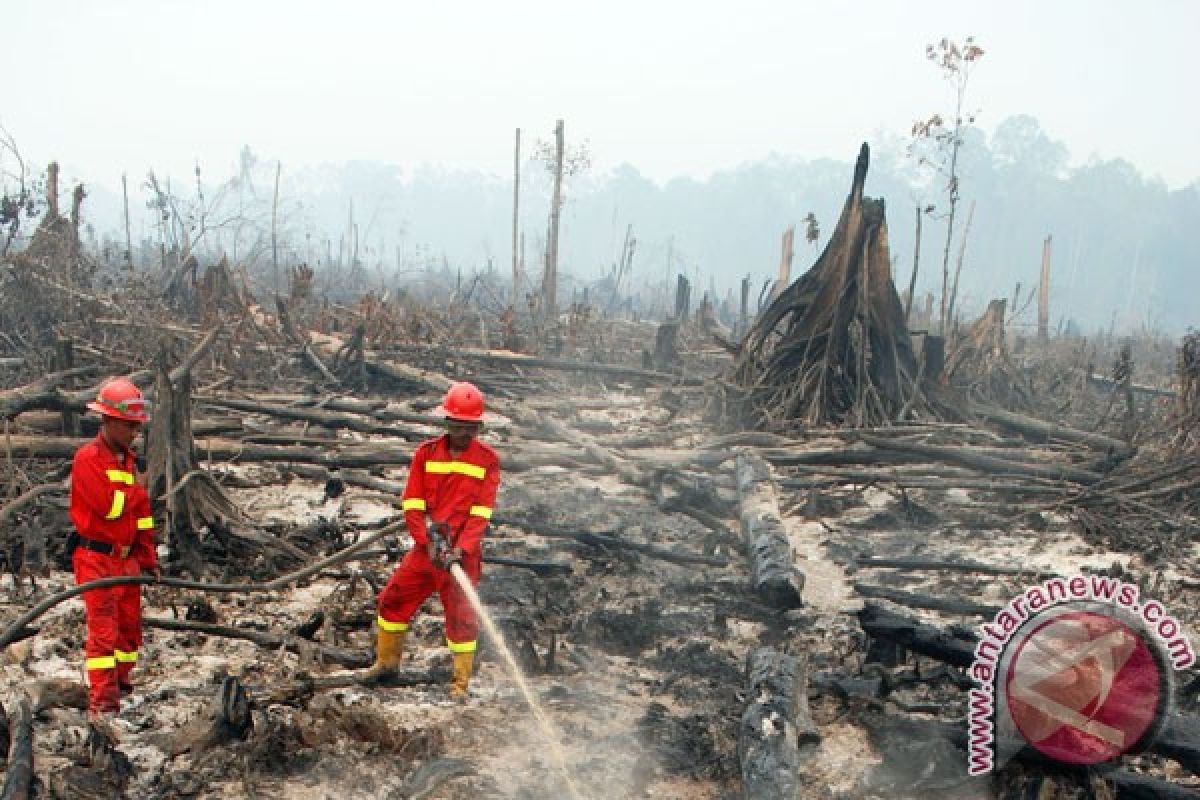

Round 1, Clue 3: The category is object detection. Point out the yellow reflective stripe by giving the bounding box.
[86,656,117,670]
[469,505,493,519]
[106,469,135,485]
[377,616,409,633]
[425,461,486,480]
[137,516,155,530]
[114,649,138,663]
[446,638,477,653]
[105,490,126,520]
[402,497,427,512]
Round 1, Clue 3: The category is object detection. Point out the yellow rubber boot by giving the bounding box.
[449,651,474,700]
[366,627,406,679]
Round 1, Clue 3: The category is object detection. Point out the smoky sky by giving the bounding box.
[3,0,1197,190]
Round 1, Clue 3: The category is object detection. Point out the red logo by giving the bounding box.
[1004,610,1165,765]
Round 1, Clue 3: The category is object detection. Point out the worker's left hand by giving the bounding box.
[145,565,162,581]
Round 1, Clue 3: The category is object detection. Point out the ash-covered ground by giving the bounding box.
[2,384,1197,799]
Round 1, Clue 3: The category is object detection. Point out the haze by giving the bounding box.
[3,0,1198,330]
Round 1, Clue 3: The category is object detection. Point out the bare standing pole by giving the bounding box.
[121,173,134,270]
[905,204,921,324]
[1038,235,1052,341]
[271,161,281,291]
[512,128,521,308]
[542,119,564,321]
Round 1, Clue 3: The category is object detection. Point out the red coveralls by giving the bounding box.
[69,435,157,713]
[377,435,500,654]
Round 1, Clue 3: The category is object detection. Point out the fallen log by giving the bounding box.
[972,403,1133,456]
[762,444,921,469]
[852,583,1000,617]
[1156,713,1200,776]
[276,295,340,385]
[736,453,804,609]
[854,555,1058,578]
[0,695,32,800]
[0,329,219,421]
[12,409,244,438]
[856,602,975,668]
[0,367,98,420]
[780,471,1065,494]
[1105,770,1199,800]
[861,607,1200,778]
[1087,371,1176,399]
[738,647,819,800]
[380,344,704,385]
[2,433,415,468]
[144,617,370,668]
[495,516,729,568]
[199,396,430,440]
[0,483,64,527]
[858,434,1104,485]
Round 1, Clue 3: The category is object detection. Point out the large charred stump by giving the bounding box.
[1176,332,1200,452]
[943,298,1033,408]
[145,347,243,577]
[727,143,929,428]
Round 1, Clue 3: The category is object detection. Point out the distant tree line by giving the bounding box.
[12,116,1198,333]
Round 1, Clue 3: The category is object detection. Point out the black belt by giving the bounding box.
[77,536,132,559]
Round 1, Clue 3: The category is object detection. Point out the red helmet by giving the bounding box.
[438,381,485,422]
[86,377,149,423]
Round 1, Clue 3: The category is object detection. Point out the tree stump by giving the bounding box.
[727,143,934,428]
[145,346,243,577]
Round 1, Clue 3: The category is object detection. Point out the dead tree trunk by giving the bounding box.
[728,144,929,428]
[542,119,565,322]
[674,274,691,321]
[52,338,79,436]
[1177,332,1200,452]
[512,127,521,308]
[145,347,243,577]
[905,205,922,325]
[943,298,1032,408]
[771,226,794,303]
[1038,235,1052,341]
[122,173,134,270]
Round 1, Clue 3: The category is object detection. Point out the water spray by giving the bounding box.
[430,525,584,799]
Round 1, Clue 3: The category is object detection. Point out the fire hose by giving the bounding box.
[0,520,405,650]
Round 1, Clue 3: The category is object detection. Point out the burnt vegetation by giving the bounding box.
[0,108,1197,798]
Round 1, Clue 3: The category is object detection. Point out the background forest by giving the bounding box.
[6,113,1198,335]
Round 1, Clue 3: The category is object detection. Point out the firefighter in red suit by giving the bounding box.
[369,381,500,699]
[69,377,160,719]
